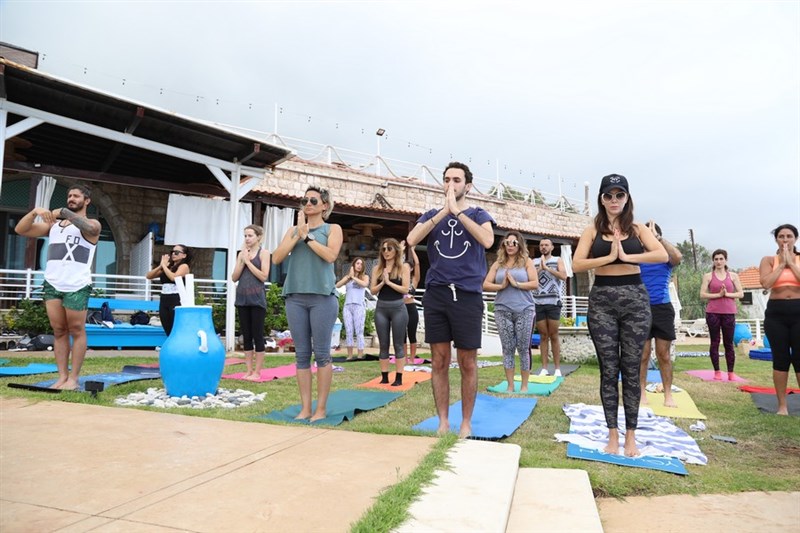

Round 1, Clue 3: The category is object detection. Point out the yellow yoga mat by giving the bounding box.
[646,390,707,420]
[514,374,557,384]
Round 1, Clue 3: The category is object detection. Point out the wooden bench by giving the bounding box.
[86,297,166,350]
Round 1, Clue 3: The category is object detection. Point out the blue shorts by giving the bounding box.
[423,285,483,350]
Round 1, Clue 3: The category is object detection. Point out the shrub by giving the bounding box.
[9,299,52,335]
[265,283,288,333]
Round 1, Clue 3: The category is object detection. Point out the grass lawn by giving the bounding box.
[1,345,798,506]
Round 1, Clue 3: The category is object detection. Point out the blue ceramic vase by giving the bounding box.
[159,306,225,397]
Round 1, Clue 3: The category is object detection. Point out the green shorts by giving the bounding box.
[42,281,92,311]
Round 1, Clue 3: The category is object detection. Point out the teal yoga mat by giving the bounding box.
[566,443,687,475]
[259,389,403,426]
[0,358,10,366]
[487,378,563,396]
[413,393,537,440]
[0,363,58,376]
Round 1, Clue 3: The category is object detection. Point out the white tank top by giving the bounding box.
[45,222,96,292]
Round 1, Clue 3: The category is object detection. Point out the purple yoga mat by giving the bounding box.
[222,363,316,382]
[685,369,747,383]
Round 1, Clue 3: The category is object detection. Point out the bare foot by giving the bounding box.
[640,394,649,405]
[505,386,514,393]
[604,430,619,454]
[50,378,67,389]
[294,411,312,420]
[60,378,79,391]
[664,395,677,408]
[436,422,450,436]
[345,357,357,361]
[623,440,640,457]
[519,387,528,394]
[309,411,326,423]
[243,373,260,381]
[777,406,789,415]
[458,421,471,439]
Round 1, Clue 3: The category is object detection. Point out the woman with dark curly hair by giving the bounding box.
[146,244,193,336]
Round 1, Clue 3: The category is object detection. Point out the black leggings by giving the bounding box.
[237,305,267,352]
[764,299,800,373]
[587,279,651,431]
[405,303,419,344]
[159,294,181,336]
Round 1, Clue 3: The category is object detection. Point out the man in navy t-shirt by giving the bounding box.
[639,221,683,408]
[407,162,496,438]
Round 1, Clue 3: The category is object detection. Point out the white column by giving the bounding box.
[225,163,242,352]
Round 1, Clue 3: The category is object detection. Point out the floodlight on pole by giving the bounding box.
[376,128,385,176]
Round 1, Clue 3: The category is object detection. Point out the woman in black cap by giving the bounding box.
[572,174,667,457]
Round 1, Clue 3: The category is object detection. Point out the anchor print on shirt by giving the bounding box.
[434,218,471,259]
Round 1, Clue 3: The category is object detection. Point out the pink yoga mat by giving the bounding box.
[685,370,747,383]
[222,363,316,382]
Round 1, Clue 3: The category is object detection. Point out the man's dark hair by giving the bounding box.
[653,223,663,238]
[443,161,473,184]
[67,184,92,200]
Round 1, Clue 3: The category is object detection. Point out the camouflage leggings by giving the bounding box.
[588,282,651,430]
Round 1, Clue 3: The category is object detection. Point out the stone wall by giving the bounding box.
[558,327,597,364]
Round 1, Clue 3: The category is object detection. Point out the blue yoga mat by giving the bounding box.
[33,367,161,391]
[566,443,687,475]
[619,369,662,383]
[487,378,563,396]
[749,349,773,361]
[260,389,403,426]
[413,393,537,440]
[0,363,59,376]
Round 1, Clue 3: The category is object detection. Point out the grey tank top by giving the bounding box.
[235,251,267,308]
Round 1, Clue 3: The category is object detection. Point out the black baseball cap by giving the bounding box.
[600,174,629,194]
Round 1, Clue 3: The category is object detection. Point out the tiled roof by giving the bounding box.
[738,266,762,289]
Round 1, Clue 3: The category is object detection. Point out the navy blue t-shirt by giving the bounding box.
[418,207,496,293]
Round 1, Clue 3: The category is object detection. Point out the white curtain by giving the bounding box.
[34,175,56,222]
[262,205,296,251]
[561,244,574,277]
[165,193,252,248]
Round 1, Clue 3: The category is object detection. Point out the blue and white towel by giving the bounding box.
[555,403,707,465]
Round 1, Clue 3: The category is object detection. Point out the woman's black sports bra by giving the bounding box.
[590,231,644,265]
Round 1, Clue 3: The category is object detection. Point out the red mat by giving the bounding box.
[739,385,800,394]
[222,363,316,382]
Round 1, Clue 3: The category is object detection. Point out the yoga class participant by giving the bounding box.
[14,184,101,390]
[273,186,343,422]
[639,221,682,407]
[404,244,421,364]
[759,223,800,415]
[700,249,744,380]
[336,257,369,361]
[483,231,538,392]
[146,244,193,336]
[370,238,410,386]
[573,174,667,457]
[533,238,568,377]
[407,161,496,438]
[232,224,270,381]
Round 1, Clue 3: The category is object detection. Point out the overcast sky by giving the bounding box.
[2,1,798,268]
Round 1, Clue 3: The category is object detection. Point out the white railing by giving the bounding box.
[0,269,229,306]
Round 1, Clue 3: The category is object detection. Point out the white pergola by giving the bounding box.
[0,58,294,351]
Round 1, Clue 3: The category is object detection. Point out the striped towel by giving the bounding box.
[555,403,707,465]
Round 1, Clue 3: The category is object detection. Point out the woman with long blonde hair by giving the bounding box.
[370,238,410,385]
[483,231,538,392]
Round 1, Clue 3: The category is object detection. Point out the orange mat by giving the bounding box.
[357,371,432,391]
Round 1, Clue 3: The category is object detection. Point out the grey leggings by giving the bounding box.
[285,293,338,370]
[374,298,408,360]
[495,308,534,371]
[587,281,651,431]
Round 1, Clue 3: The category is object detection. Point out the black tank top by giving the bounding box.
[378,278,404,301]
[590,231,644,265]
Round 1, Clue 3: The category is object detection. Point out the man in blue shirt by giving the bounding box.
[407,162,496,438]
[639,221,683,407]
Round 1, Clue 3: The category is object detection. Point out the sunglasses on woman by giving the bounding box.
[381,246,395,252]
[171,250,185,255]
[602,191,627,202]
[300,197,320,206]
[504,240,519,247]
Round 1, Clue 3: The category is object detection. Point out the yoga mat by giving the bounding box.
[749,349,773,361]
[739,385,800,395]
[0,358,10,366]
[514,374,557,384]
[487,378,564,396]
[685,370,747,383]
[566,443,687,475]
[259,389,402,426]
[536,364,579,377]
[29,367,162,392]
[222,363,316,382]
[618,369,662,383]
[389,356,432,364]
[646,391,706,419]
[0,363,59,376]
[331,354,380,363]
[413,393,537,440]
[751,393,800,416]
[357,371,432,391]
